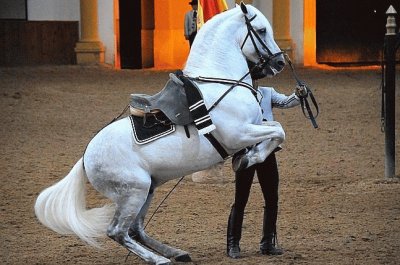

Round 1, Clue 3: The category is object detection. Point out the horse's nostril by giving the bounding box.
[277,60,285,67]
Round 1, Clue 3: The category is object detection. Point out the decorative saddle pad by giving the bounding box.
[129,115,175,145]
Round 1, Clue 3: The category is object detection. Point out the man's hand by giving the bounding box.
[295,84,308,98]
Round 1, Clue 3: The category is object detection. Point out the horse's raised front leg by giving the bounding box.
[129,187,191,262]
[106,176,171,265]
[232,121,285,171]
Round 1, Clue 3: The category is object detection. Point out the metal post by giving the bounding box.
[384,6,397,178]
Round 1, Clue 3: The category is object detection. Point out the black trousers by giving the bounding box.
[189,32,197,47]
[232,152,279,234]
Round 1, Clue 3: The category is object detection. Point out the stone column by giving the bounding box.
[75,0,105,64]
[273,0,293,59]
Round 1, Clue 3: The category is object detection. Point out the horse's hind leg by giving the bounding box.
[106,178,171,265]
[130,187,192,262]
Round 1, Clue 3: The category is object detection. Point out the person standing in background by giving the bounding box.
[184,0,198,47]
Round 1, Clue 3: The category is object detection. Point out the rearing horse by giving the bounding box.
[35,4,285,265]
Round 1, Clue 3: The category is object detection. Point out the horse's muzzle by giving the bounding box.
[268,52,285,73]
[257,52,285,78]
[247,52,285,79]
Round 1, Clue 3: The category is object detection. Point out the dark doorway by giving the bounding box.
[316,0,400,65]
[119,0,141,69]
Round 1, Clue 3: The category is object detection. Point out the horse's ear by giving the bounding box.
[240,2,248,14]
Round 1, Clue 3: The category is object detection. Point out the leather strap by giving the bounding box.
[204,133,229,159]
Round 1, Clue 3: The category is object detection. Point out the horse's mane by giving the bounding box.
[183,6,249,79]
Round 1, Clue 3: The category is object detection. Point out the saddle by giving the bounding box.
[129,71,225,158]
[129,72,192,126]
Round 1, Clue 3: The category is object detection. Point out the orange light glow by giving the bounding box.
[303,0,316,66]
[113,0,121,69]
[153,0,190,69]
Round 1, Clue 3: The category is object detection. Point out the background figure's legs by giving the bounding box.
[256,153,284,255]
[227,165,255,258]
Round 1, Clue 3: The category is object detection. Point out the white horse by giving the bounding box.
[35,4,285,265]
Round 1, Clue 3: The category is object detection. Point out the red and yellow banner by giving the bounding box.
[197,0,228,30]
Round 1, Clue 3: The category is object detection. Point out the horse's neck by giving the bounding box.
[184,45,247,80]
[183,24,249,81]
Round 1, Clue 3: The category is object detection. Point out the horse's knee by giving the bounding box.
[274,127,285,143]
[107,227,125,243]
[128,224,146,241]
[263,121,285,143]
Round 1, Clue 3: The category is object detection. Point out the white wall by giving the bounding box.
[98,0,115,65]
[27,0,79,21]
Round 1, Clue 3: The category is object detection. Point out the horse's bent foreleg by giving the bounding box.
[106,181,171,265]
[221,121,284,150]
[243,121,285,144]
[130,188,191,262]
[232,121,285,171]
[246,137,283,166]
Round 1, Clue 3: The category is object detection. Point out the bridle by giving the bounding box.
[240,13,284,70]
[241,9,319,129]
[193,6,319,129]
[201,11,284,112]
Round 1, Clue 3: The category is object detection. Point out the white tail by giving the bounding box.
[34,158,114,247]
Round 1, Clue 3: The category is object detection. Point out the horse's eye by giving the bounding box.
[258,28,266,34]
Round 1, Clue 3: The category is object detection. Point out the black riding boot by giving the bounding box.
[260,207,284,255]
[227,205,244,259]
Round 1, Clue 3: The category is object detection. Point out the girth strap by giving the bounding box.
[204,133,229,159]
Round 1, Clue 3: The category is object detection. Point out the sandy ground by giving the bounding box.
[0,65,399,265]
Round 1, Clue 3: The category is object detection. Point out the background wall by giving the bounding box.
[0,0,27,19]
[154,0,190,69]
[27,0,79,21]
[1,0,79,66]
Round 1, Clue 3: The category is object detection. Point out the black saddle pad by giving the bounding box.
[129,115,175,145]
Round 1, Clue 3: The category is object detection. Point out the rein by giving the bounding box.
[284,53,319,128]
[190,64,262,112]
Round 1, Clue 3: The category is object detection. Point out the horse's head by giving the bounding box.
[238,3,285,78]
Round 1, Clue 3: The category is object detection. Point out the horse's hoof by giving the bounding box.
[175,253,192,262]
[232,155,249,172]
